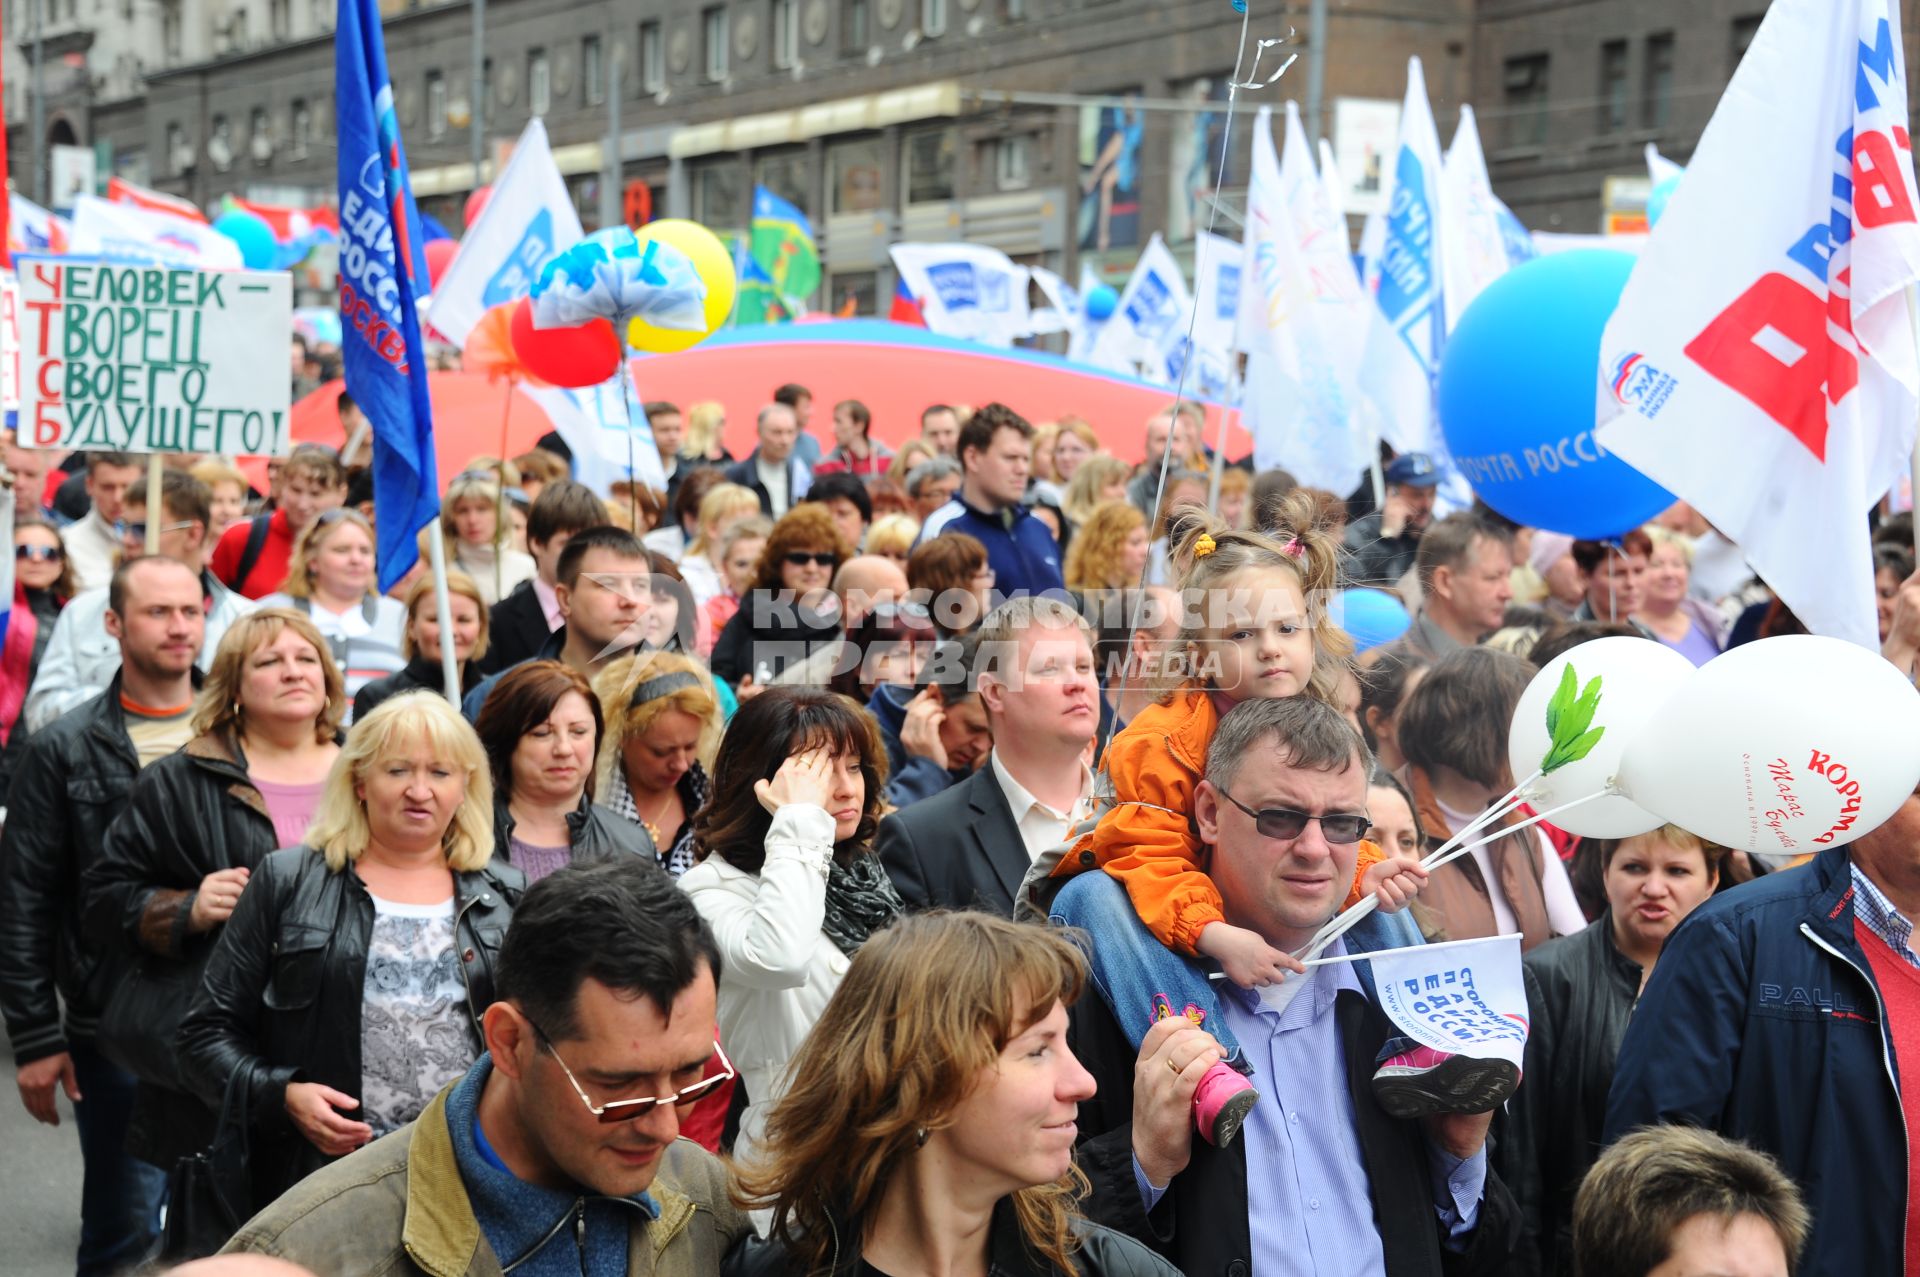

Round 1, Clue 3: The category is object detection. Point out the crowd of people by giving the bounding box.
[3,370,1915,1277]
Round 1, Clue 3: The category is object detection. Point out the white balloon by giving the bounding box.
[1508,636,1697,838]
[1615,635,1920,853]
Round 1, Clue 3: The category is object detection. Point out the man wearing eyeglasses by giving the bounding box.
[1068,696,1519,1277]
[25,470,256,735]
[223,858,751,1274]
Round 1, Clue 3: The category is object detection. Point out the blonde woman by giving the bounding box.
[729,913,1179,1277]
[1063,501,1150,592]
[1061,453,1132,527]
[864,513,921,568]
[259,509,410,713]
[685,400,734,464]
[593,650,724,877]
[680,482,765,610]
[352,570,492,720]
[177,691,514,1204]
[1050,416,1102,488]
[441,470,537,605]
[189,460,252,540]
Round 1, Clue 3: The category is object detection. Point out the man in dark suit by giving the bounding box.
[877,596,1099,915]
[1068,696,1517,1277]
[482,481,608,674]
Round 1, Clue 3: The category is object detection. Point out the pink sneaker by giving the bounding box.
[1370,1045,1518,1119]
[1192,1062,1259,1147]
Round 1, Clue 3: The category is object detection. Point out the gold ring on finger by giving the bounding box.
[1167,1056,1182,1075]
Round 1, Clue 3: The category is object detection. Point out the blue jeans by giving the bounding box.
[69,1040,166,1277]
[1050,870,1247,1071]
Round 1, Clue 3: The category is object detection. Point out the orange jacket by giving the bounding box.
[1061,685,1382,956]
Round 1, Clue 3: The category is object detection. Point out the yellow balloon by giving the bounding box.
[628,219,736,353]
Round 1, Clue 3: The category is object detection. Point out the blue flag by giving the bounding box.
[336,0,438,591]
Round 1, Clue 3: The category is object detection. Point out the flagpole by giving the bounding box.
[1908,283,1920,560]
[425,517,461,706]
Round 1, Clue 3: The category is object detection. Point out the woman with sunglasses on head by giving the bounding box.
[177,692,517,1204]
[679,687,904,1164]
[0,518,74,796]
[258,508,409,717]
[727,912,1179,1277]
[709,505,853,693]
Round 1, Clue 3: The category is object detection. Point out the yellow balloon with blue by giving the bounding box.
[530,227,709,345]
[626,220,737,353]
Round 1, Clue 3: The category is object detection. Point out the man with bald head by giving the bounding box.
[1,555,206,1276]
[771,554,914,689]
[724,403,813,518]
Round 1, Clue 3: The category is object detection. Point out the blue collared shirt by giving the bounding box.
[1134,942,1486,1276]
[1852,864,1920,971]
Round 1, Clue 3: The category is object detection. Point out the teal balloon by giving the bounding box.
[212,210,278,270]
[1084,284,1120,321]
[1647,174,1681,228]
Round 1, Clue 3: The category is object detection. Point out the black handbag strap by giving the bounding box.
[232,513,274,591]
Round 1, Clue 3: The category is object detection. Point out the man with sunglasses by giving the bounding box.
[1069,696,1518,1277]
[25,470,256,735]
[223,858,751,1274]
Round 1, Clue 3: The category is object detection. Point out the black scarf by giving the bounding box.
[820,852,905,957]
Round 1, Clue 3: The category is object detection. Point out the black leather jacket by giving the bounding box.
[1496,915,1642,1277]
[0,673,153,1063]
[724,1197,1180,1277]
[176,844,521,1199]
[80,729,294,1167]
[491,792,656,875]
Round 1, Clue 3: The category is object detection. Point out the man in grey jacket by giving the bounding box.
[25,470,254,735]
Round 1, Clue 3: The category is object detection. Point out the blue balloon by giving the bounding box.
[1647,173,1681,227]
[1334,588,1411,653]
[1438,249,1675,539]
[212,210,278,271]
[1084,284,1120,322]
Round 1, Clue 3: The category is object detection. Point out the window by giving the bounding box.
[828,271,877,315]
[692,159,744,226]
[291,99,312,158]
[755,151,810,217]
[208,114,233,169]
[1730,14,1762,72]
[995,135,1030,191]
[772,0,798,68]
[268,0,288,39]
[1644,32,1674,128]
[528,48,551,116]
[161,2,181,56]
[426,70,447,137]
[842,0,867,51]
[249,107,269,161]
[920,0,944,37]
[639,20,664,92]
[165,122,186,175]
[703,7,729,82]
[1002,0,1023,18]
[583,35,604,105]
[1501,53,1549,148]
[904,129,956,204]
[829,136,884,213]
[1598,40,1628,133]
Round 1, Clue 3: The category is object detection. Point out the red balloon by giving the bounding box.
[464,185,493,230]
[424,239,459,289]
[508,297,621,389]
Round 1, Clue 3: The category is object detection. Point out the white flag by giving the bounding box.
[1029,265,1078,337]
[888,243,1032,347]
[430,119,582,347]
[1645,142,1684,185]
[1087,233,1193,384]
[68,196,242,270]
[1367,934,1529,1069]
[1441,104,1537,330]
[1278,102,1368,396]
[1191,231,1242,363]
[1318,138,1347,223]
[1358,57,1447,458]
[1068,263,1105,364]
[1238,106,1366,493]
[1596,0,1920,649]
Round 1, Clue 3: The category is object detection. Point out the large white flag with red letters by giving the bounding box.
[1596,0,1920,649]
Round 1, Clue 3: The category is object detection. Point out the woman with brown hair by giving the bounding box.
[1062,501,1150,592]
[727,912,1178,1277]
[83,609,346,1184]
[678,687,903,1161]
[907,531,994,638]
[474,659,652,884]
[709,504,853,689]
[593,649,725,878]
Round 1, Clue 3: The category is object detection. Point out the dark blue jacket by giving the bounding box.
[1604,848,1907,1277]
[865,683,965,809]
[919,493,1064,597]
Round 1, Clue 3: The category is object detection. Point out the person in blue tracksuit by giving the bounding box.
[917,403,1064,599]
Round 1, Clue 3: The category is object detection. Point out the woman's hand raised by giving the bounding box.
[754,748,835,814]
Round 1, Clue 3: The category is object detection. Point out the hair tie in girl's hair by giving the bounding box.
[1282,537,1305,560]
[1193,533,1217,558]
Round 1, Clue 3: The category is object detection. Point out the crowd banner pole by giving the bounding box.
[425,517,461,706]
[1908,283,1920,560]
[144,452,163,555]
[1369,452,1386,511]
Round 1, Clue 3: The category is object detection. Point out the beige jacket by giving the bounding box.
[222,1084,749,1277]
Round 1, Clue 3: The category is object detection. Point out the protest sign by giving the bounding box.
[1364,933,1529,1068]
[19,257,293,456]
[1,273,19,414]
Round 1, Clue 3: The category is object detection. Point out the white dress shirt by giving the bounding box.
[990,748,1096,863]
